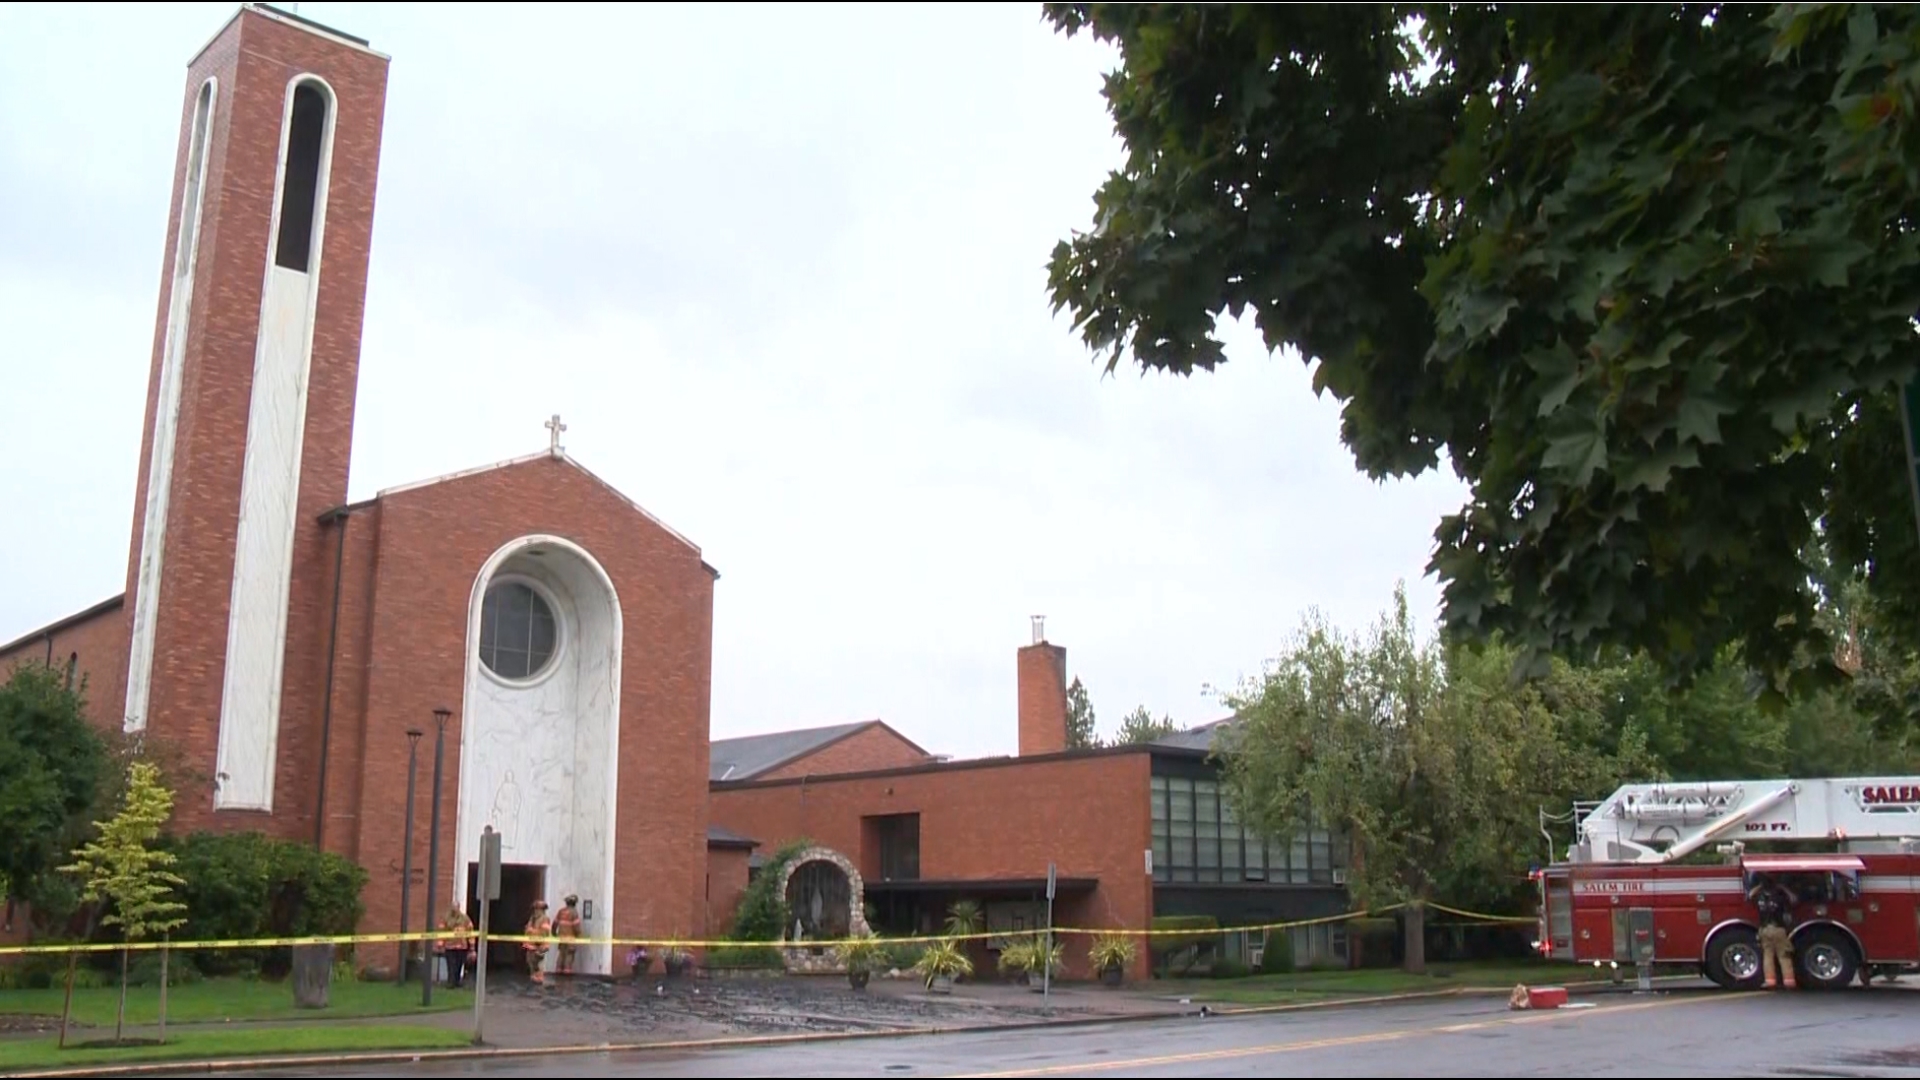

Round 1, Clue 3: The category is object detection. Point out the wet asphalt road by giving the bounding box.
[231,988,1920,1078]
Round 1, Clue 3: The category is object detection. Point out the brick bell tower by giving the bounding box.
[120,5,388,829]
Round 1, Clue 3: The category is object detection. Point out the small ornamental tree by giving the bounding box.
[61,760,187,1043]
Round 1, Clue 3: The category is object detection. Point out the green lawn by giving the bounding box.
[1163,959,1620,1005]
[0,1024,472,1072]
[0,976,471,1027]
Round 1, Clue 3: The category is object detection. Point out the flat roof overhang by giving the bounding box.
[863,877,1099,896]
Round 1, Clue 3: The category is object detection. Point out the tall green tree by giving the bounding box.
[1216,584,1649,970]
[1066,676,1100,749]
[1114,704,1178,745]
[61,760,188,1042]
[1043,3,1920,693]
[0,662,107,928]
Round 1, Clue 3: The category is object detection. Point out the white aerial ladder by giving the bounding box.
[1566,776,1920,864]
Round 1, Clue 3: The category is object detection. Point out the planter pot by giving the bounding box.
[1100,965,1123,987]
[664,959,690,978]
[1014,971,1031,987]
[849,969,871,991]
[928,974,955,995]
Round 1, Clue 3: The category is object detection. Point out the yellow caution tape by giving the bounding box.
[0,900,1540,957]
[1426,902,1536,925]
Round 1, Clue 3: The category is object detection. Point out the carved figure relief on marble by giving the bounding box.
[455,534,624,975]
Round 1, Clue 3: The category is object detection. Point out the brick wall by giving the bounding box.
[759,723,932,781]
[710,750,1155,980]
[0,599,128,730]
[314,501,383,859]
[342,456,715,956]
[705,846,753,939]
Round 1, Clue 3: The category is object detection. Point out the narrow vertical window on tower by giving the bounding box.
[274,81,329,272]
[175,80,217,279]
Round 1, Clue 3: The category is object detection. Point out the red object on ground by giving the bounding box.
[1527,986,1570,1009]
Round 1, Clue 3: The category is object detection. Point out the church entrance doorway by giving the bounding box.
[467,861,547,970]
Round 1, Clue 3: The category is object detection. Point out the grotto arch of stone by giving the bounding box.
[777,845,871,973]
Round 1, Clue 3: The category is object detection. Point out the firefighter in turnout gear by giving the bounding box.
[554,895,583,975]
[524,899,554,985]
[1749,874,1799,989]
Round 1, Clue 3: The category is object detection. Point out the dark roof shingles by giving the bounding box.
[708,720,873,782]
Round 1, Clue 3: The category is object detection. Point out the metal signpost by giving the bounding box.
[422,708,452,1007]
[1043,862,1056,1004]
[472,827,501,1046]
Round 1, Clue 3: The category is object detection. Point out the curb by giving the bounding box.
[2,984,1540,1078]
[1189,973,1702,1017]
[5,974,1718,1078]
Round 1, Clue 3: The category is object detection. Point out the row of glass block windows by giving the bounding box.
[1151,775,1350,885]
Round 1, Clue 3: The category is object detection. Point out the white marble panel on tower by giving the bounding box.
[126,77,218,734]
[455,537,622,976]
[215,75,336,813]
[215,264,318,812]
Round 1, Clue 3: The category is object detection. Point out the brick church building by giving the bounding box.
[0,5,716,976]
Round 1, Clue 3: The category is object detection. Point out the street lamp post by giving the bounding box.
[423,707,452,1006]
[399,728,423,984]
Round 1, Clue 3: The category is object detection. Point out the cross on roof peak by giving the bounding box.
[545,414,567,458]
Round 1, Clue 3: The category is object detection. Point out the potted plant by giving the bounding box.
[913,939,973,994]
[996,940,1036,985]
[996,938,1063,989]
[835,931,886,991]
[1088,934,1137,987]
[1028,940,1064,991]
[942,901,985,984]
[661,947,694,978]
[944,900,984,937]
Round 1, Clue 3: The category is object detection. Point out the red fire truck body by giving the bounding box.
[1536,778,1920,990]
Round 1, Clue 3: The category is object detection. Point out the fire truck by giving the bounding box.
[1534,777,1920,990]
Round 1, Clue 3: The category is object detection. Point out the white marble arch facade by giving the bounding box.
[454,534,621,976]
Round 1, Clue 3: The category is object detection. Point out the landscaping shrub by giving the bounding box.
[126,951,204,987]
[163,831,368,977]
[1259,929,1296,974]
[881,938,927,970]
[1150,915,1222,977]
[724,839,811,942]
[705,944,784,969]
[1210,958,1252,979]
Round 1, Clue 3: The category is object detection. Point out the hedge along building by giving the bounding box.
[706,622,1356,981]
[0,5,715,975]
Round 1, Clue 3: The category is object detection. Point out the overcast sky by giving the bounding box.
[0,2,1469,758]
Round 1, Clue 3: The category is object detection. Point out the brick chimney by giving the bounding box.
[1018,616,1069,756]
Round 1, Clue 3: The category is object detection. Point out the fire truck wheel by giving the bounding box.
[1705,926,1765,990]
[1793,926,1860,991]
